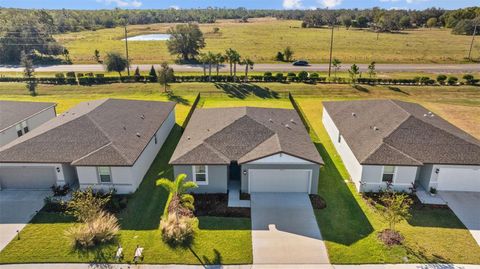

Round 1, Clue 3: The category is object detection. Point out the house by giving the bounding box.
[0,101,56,147]
[170,107,323,194]
[0,99,176,193]
[322,99,480,193]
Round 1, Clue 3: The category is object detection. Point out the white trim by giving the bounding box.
[381,165,397,183]
[246,153,314,165]
[192,165,209,185]
[97,166,113,184]
[247,169,312,194]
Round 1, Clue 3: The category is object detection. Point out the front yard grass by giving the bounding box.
[0,123,252,265]
[297,97,480,264]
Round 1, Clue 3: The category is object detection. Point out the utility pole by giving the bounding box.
[468,22,478,61]
[124,25,130,77]
[328,23,334,78]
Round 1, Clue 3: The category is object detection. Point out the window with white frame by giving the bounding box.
[97,167,112,183]
[193,165,208,185]
[15,121,29,137]
[382,166,395,182]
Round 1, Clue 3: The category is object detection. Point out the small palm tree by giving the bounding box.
[156,174,198,217]
[241,58,254,83]
[332,58,341,80]
[206,51,216,81]
[214,53,225,76]
[225,48,240,81]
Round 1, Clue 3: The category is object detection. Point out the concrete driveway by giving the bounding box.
[440,191,480,246]
[250,193,330,264]
[0,190,50,251]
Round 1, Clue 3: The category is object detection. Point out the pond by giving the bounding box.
[123,34,171,41]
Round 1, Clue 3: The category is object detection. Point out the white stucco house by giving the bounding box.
[0,101,56,147]
[0,99,176,194]
[322,99,480,193]
[170,107,323,194]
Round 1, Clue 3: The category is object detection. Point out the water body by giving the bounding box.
[123,34,171,41]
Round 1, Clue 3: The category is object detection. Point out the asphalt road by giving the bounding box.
[0,63,479,73]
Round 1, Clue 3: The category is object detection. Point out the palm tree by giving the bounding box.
[241,58,254,83]
[206,51,216,81]
[214,53,225,76]
[156,174,198,217]
[198,53,208,77]
[348,64,360,85]
[332,58,341,80]
[225,48,240,80]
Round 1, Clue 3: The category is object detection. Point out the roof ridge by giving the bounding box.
[239,133,280,162]
[382,143,423,164]
[71,142,125,165]
[202,142,231,162]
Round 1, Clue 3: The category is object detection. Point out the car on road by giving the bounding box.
[293,60,310,66]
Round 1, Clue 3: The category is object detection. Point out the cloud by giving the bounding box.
[169,5,180,10]
[283,0,304,9]
[97,0,143,8]
[405,0,431,3]
[319,0,342,8]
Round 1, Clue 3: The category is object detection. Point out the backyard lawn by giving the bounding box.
[0,81,479,264]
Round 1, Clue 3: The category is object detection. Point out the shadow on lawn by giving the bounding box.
[119,125,183,230]
[407,206,466,229]
[214,83,280,99]
[167,92,190,105]
[314,141,374,246]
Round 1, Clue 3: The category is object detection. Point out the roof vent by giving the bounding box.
[140,114,145,120]
[123,126,126,131]
[269,118,273,122]
[352,112,356,117]
[136,132,141,137]
[187,136,191,140]
[373,126,379,131]
[285,124,290,129]
[290,119,295,123]
[423,114,428,117]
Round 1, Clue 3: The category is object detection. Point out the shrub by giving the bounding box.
[447,76,458,85]
[66,211,120,248]
[263,72,273,82]
[51,184,70,196]
[287,72,297,82]
[54,73,66,84]
[160,213,195,246]
[463,74,477,85]
[275,51,285,62]
[275,72,284,82]
[436,74,447,85]
[298,71,309,82]
[149,65,158,82]
[66,72,76,78]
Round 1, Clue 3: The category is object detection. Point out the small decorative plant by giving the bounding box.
[430,187,437,196]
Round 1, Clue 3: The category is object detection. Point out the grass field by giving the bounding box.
[54,18,480,64]
[0,82,479,264]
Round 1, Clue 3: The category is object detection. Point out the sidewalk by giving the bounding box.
[1,264,479,269]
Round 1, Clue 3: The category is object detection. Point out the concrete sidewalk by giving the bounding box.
[1,263,480,269]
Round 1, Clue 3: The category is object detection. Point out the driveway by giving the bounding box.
[250,193,330,264]
[440,191,480,246]
[0,190,50,251]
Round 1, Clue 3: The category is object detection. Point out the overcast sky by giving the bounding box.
[0,0,477,10]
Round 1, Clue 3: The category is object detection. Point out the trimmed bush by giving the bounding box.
[298,71,309,82]
[437,74,447,85]
[275,73,284,82]
[447,76,458,85]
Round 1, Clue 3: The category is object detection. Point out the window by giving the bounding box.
[382,166,395,182]
[193,165,208,185]
[15,121,29,137]
[16,124,23,137]
[22,121,29,134]
[97,167,112,183]
[338,133,342,143]
[154,134,158,144]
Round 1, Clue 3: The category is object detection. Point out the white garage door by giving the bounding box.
[437,167,480,192]
[0,166,57,189]
[249,169,311,193]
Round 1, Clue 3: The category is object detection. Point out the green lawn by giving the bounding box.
[296,97,480,264]
[1,82,480,264]
[55,18,480,64]
[0,106,252,265]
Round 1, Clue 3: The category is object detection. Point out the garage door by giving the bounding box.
[437,167,480,192]
[249,169,311,193]
[0,166,56,189]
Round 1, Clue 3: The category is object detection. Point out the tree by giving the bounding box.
[399,16,411,29]
[158,62,175,92]
[94,49,102,63]
[213,53,225,76]
[241,58,254,82]
[198,53,208,76]
[436,74,447,85]
[332,58,341,80]
[225,48,240,80]
[66,187,110,223]
[426,17,438,28]
[156,173,198,217]
[367,61,376,78]
[166,23,205,62]
[134,66,141,82]
[341,16,352,29]
[298,71,309,82]
[149,65,158,82]
[378,190,413,232]
[463,74,477,85]
[104,52,129,78]
[62,48,71,64]
[348,64,360,84]
[275,51,285,62]
[284,46,294,62]
[21,51,37,96]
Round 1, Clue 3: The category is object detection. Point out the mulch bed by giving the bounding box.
[240,192,250,200]
[193,193,250,218]
[378,229,404,246]
[309,194,327,209]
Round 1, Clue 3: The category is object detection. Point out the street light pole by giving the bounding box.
[468,23,477,61]
[328,23,334,78]
[124,25,130,77]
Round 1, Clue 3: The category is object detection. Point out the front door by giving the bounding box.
[229,161,241,181]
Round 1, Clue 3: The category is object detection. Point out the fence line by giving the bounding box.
[288,92,319,141]
[181,93,201,131]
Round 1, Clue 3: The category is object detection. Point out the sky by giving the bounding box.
[0,0,477,10]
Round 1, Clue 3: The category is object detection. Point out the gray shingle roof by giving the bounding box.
[0,99,175,166]
[323,99,480,166]
[0,100,56,131]
[170,107,323,165]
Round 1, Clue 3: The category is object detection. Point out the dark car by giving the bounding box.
[292,60,310,66]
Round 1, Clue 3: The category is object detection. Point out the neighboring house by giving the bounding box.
[170,107,323,194]
[0,101,56,147]
[322,99,480,193]
[0,99,176,193]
